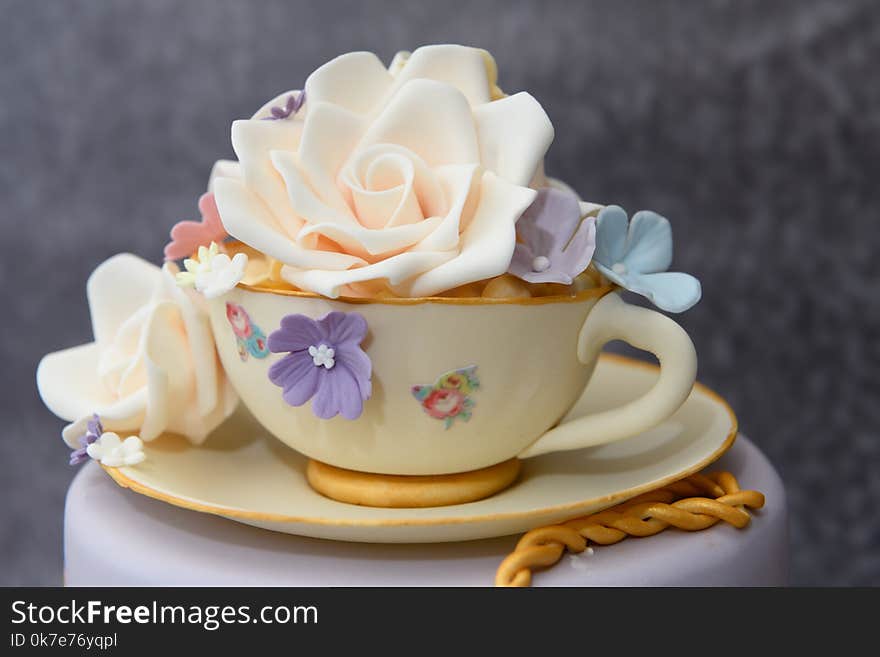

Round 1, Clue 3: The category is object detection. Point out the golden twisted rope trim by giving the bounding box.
[495,471,765,587]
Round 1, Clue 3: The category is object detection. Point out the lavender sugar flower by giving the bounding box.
[507,188,596,285]
[263,91,305,120]
[267,311,372,420]
[68,414,103,466]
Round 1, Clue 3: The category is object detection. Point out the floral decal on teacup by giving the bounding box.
[226,302,270,361]
[412,366,479,429]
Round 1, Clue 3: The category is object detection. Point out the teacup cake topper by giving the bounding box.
[37,45,703,509]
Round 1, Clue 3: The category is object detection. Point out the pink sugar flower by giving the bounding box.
[164,192,228,261]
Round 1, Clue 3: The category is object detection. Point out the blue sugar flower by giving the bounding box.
[593,206,701,313]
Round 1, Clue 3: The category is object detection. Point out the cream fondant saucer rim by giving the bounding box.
[102,353,738,527]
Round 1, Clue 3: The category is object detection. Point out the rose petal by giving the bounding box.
[473,92,554,187]
[401,172,535,297]
[296,216,443,259]
[270,149,358,228]
[38,343,147,444]
[387,44,494,107]
[356,78,480,168]
[230,118,304,236]
[411,163,479,253]
[87,254,161,347]
[296,101,366,216]
[344,151,424,230]
[343,144,446,221]
[160,264,228,421]
[214,177,365,271]
[304,51,393,115]
[207,159,241,192]
[141,302,191,441]
[281,249,455,299]
[350,180,420,230]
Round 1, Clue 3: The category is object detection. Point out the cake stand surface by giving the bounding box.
[63,435,788,586]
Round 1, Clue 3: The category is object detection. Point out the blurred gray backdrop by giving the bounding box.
[1,0,878,586]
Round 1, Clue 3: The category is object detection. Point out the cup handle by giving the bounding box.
[518,292,697,459]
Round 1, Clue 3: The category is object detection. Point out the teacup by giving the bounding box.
[209,283,696,475]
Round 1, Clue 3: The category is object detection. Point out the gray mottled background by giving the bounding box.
[1,0,878,586]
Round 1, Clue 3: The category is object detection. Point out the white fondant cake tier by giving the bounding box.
[64,435,787,586]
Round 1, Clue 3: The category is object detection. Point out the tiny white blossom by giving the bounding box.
[194,252,248,299]
[176,242,219,288]
[308,344,336,369]
[86,432,146,467]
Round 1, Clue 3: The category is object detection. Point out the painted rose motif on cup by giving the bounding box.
[412,365,479,429]
[226,302,269,361]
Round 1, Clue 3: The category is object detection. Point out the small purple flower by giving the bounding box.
[69,414,103,466]
[267,312,372,420]
[507,187,597,285]
[263,91,305,120]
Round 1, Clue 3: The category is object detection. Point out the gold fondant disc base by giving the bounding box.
[306,459,522,508]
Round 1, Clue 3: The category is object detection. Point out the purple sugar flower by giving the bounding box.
[507,187,597,285]
[263,91,305,120]
[69,414,103,466]
[267,311,372,420]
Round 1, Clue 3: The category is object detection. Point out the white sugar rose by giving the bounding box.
[37,254,238,446]
[212,44,554,298]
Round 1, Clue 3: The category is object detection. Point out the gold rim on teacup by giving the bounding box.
[238,279,617,306]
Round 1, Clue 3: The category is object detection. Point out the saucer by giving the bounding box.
[103,354,737,543]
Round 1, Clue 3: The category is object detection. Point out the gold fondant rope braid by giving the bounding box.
[495,471,765,587]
